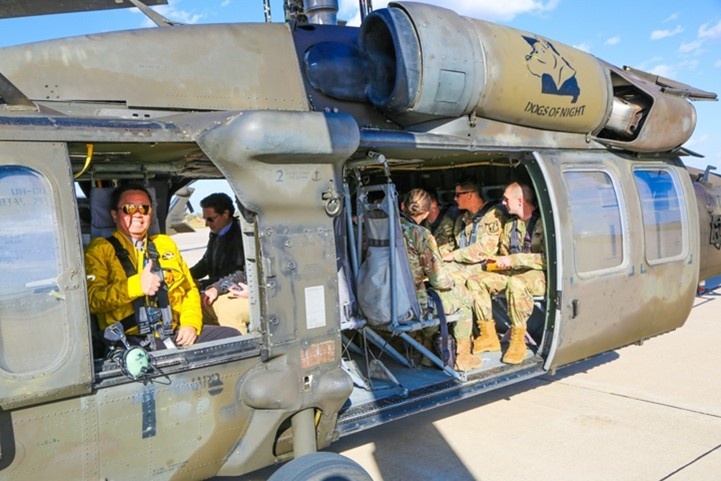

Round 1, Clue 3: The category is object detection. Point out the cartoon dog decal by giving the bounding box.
[523,35,580,103]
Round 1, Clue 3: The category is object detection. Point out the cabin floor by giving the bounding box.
[336,331,546,437]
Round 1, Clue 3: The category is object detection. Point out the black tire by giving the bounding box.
[267,452,373,481]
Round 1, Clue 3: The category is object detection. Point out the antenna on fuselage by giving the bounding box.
[263,0,272,22]
[359,0,373,21]
[701,165,718,183]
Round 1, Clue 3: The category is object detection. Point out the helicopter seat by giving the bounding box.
[351,183,463,381]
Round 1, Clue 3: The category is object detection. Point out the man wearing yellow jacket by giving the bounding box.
[85,184,238,349]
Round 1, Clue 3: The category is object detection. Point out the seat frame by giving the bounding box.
[341,180,465,388]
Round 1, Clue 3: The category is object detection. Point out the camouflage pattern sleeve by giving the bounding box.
[452,214,467,248]
[433,214,456,255]
[400,219,429,310]
[401,219,453,312]
[402,220,452,284]
[420,229,454,290]
[450,206,504,263]
[497,219,511,256]
[510,217,545,270]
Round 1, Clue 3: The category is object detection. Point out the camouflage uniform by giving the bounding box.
[466,210,546,328]
[442,204,507,323]
[426,213,456,255]
[446,205,505,263]
[400,217,473,339]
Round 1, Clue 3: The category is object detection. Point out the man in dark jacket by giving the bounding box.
[190,193,245,290]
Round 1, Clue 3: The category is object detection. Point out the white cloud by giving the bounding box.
[686,133,709,150]
[133,0,206,25]
[679,39,703,53]
[649,64,676,78]
[339,0,362,25]
[668,19,721,57]
[664,13,679,23]
[650,25,683,40]
[604,36,620,46]
[678,58,699,70]
[696,133,709,143]
[573,42,591,53]
[635,57,667,74]
[339,0,561,23]
[132,1,205,26]
[344,12,362,26]
[155,6,205,24]
[699,20,721,39]
[221,0,230,6]
[683,135,720,169]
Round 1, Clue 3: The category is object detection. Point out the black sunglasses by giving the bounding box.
[453,191,472,198]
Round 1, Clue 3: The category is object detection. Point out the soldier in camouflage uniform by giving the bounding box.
[437,180,506,356]
[466,182,545,365]
[420,189,456,241]
[440,180,505,262]
[401,188,481,371]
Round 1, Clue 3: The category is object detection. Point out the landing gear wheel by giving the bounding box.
[267,452,372,481]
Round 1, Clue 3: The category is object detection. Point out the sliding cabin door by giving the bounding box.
[538,151,697,370]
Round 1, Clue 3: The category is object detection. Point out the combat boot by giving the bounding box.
[502,326,527,365]
[408,337,434,367]
[455,338,482,371]
[472,320,501,354]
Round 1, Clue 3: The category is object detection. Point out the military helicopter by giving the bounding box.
[0,0,719,480]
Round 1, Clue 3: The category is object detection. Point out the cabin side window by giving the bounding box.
[563,169,625,273]
[633,168,685,263]
[0,166,68,374]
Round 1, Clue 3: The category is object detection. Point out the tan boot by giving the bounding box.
[455,338,482,372]
[420,337,435,367]
[473,320,501,354]
[502,327,527,365]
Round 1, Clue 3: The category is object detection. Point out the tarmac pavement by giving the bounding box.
[323,291,721,481]
[175,231,721,481]
[175,228,209,267]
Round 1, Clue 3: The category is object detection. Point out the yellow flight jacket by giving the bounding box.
[84,231,202,335]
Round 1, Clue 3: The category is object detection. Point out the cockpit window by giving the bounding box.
[0,166,66,374]
[564,169,625,273]
[633,168,686,263]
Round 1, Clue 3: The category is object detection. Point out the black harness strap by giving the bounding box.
[427,289,452,367]
[460,201,496,248]
[106,236,148,333]
[428,205,450,233]
[144,240,171,310]
[510,209,540,255]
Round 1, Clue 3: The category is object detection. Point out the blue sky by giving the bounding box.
[1,0,719,205]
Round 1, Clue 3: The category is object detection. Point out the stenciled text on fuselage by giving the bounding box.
[524,102,586,118]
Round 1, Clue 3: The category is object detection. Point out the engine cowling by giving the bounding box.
[358,2,697,153]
